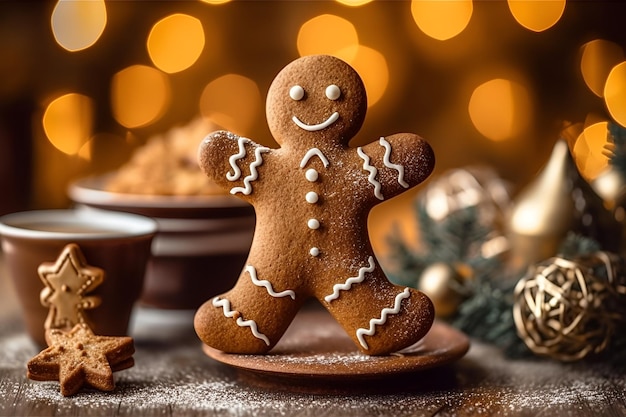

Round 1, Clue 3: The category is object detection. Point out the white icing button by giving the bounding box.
[310,247,320,257]
[307,218,320,230]
[305,191,319,204]
[305,169,319,182]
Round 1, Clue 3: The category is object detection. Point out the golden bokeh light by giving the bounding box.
[336,45,388,107]
[580,40,624,97]
[199,74,262,137]
[604,61,626,127]
[200,0,231,4]
[77,139,93,161]
[572,121,609,182]
[507,0,566,32]
[468,78,532,141]
[297,14,359,59]
[411,0,473,41]
[147,13,205,74]
[42,93,94,156]
[335,0,374,6]
[51,0,107,52]
[111,65,171,129]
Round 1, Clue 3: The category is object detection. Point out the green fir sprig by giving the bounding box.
[386,195,528,355]
[386,186,615,359]
[608,122,626,177]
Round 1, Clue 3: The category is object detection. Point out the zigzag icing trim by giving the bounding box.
[300,148,329,168]
[226,137,250,181]
[357,147,383,200]
[379,137,409,188]
[212,296,270,346]
[230,146,270,195]
[246,265,296,300]
[356,287,411,350]
[324,256,375,303]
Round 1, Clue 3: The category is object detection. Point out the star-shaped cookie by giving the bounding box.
[38,243,103,332]
[27,324,135,396]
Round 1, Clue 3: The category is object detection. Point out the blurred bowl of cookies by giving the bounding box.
[68,118,254,310]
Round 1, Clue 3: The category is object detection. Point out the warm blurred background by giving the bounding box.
[1,0,625,251]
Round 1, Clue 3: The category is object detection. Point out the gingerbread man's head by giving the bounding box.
[266,55,367,148]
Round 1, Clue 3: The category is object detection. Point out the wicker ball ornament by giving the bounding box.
[513,252,626,361]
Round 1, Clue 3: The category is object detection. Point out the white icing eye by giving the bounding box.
[289,85,305,101]
[325,84,341,100]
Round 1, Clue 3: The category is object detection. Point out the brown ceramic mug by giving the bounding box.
[0,209,157,346]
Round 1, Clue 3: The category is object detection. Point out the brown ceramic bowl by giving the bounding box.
[68,175,255,310]
[0,209,157,346]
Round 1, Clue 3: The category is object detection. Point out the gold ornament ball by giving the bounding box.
[417,262,469,318]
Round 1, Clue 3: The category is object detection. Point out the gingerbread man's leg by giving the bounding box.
[194,264,303,354]
[319,255,434,355]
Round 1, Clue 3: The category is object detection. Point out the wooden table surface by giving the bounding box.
[1,259,625,417]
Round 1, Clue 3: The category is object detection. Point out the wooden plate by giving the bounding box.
[203,307,469,382]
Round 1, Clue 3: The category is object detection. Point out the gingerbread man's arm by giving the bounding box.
[198,130,273,199]
[354,133,434,203]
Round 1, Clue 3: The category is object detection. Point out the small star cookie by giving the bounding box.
[27,324,135,396]
[38,243,103,333]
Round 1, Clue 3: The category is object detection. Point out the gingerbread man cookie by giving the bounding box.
[194,55,435,355]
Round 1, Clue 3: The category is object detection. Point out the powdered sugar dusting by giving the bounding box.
[1,308,625,416]
[9,348,625,417]
[250,351,374,366]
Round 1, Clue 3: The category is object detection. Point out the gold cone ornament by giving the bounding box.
[506,140,616,269]
[507,140,577,269]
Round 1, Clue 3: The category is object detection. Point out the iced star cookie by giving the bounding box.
[194,54,435,355]
[38,243,103,334]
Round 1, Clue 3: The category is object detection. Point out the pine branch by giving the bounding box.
[608,122,626,177]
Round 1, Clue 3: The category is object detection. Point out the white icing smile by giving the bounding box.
[292,112,339,132]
